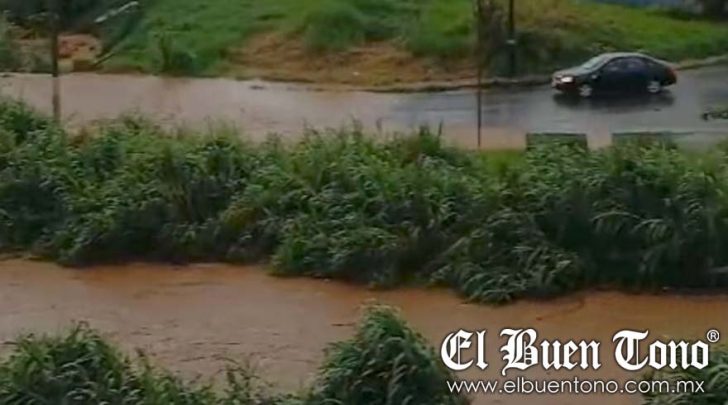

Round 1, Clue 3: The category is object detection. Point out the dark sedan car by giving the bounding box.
[552,53,677,98]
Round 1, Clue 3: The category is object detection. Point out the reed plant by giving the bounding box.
[2,99,728,303]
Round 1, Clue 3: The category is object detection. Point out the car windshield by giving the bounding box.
[581,55,609,69]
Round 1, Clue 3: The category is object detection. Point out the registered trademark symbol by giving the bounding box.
[707,329,721,344]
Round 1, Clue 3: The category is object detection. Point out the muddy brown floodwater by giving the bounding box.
[1,259,727,405]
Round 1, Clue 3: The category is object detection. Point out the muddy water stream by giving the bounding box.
[1,260,727,404]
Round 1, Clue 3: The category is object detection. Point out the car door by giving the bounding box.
[624,57,650,92]
[596,58,630,93]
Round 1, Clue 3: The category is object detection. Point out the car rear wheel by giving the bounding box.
[578,84,593,98]
[647,80,662,94]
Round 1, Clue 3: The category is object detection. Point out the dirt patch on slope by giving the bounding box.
[61,34,102,71]
[18,33,102,72]
[225,33,476,87]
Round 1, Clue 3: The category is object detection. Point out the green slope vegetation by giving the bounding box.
[0,308,465,405]
[4,99,728,303]
[100,0,728,81]
[2,311,727,404]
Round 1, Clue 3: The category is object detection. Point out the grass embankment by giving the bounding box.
[0,307,465,405]
[643,346,728,405]
[3,99,728,303]
[3,311,726,405]
[99,0,728,84]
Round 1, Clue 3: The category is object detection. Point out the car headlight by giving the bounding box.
[560,76,574,83]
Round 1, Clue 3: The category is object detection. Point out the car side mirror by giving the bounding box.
[591,73,600,80]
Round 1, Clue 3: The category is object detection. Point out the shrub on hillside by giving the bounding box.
[0,98,52,143]
[0,312,462,405]
[301,1,368,52]
[642,346,728,404]
[433,209,583,303]
[508,142,728,288]
[0,324,216,404]
[300,0,418,52]
[3,99,728,302]
[0,0,112,28]
[155,33,201,75]
[406,0,471,59]
[0,17,22,71]
[43,123,255,265]
[308,306,469,405]
[0,324,295,405]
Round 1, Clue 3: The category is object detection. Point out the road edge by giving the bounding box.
[361,54,728,93]
[2,54,726,95]
[228,53,728,94]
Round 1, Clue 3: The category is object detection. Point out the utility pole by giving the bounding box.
[474,0,485,149]
[48,0,61,122]
[507,0,516,77]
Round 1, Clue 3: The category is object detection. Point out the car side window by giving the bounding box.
[646,59,664,70]
[602,59,627,73]
[625,57,647,71]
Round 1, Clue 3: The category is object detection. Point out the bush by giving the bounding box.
[301,1,368,52]
[299,0,419,52]
[0,324,216,404]
[155,33,201,75]
[0,311,464,405]
[406,0,471,59]
[433,210,583,303]
[697,0,728,18]
[0,0,111,29]
[0,17,21,71]
[3,100,728,302]
[308,306,469,405]
[526,132,588,150]
[0,324,294,405]
[642,346,728,404]
[0,98,52,143]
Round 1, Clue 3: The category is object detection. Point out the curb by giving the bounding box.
[675,54,728,70]
[363,75,552,94]
[325,53,728,94]
[3,53,727,95]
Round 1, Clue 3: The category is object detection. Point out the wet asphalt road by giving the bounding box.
[394,65,728,145]
[1,65,727,147]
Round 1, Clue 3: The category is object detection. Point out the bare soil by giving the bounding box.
[224,33,476,87]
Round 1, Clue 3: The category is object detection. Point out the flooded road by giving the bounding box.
[1,260,727,405]
[1,67,727,148]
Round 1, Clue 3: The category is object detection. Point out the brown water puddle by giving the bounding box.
[1,260,727,405]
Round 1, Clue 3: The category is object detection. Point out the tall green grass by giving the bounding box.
[310,306,467,404]
[100,0,728,75]
[298,0,420,52]
[0,324,230,404]
[0,307,464,405]
[642,346,728,405]
[3,309,726,404]
[4,308,726,404]
[3,100,728,303]
[0,17,22,72]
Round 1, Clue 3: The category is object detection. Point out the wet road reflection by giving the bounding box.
[0,66,726,149]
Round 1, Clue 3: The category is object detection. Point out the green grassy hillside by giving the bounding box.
[81,0,728,82]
